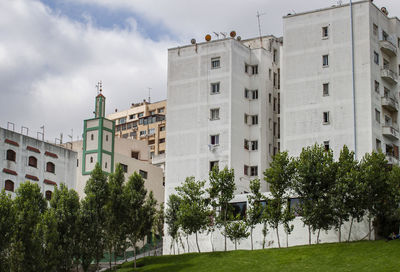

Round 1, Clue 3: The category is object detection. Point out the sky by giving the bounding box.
[1,0,399,142]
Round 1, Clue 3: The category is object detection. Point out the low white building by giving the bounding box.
[0,127,77,200]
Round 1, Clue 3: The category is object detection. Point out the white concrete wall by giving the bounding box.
[102,130,113,152]
[86,130,98,151]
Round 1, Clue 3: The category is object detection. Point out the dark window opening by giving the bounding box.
[6,149,16,162]
[28,156,37,168]
[46,162,55,173]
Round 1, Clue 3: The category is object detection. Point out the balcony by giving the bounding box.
[381,68,398,85]
[381,95,399,112]
[380,39,397,57]
[382,125,400,140]
[386,154,399,165]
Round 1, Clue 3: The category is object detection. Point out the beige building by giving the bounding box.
[107,100,167,169]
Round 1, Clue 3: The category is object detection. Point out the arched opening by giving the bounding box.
[4,180,14,192]
[46,162,55,173]
[45,190,52,200]
[91,134,94,141]
[28,156,37,168]
[90,157,93,163]
[6,150,16,162]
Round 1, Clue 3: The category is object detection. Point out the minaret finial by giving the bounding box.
[96,80,103,94]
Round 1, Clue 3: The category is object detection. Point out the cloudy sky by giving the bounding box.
[1,0,398,142]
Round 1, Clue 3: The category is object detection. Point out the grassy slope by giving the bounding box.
[115,240,400,272]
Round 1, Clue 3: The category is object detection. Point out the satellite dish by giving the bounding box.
[230,31,236,38]
[191,38,196,44]
[205,34,211,41]
[237,36,242,41]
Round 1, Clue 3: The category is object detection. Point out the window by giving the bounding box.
[129,114,136,119]
[28,156,37,168]
[252,90,258,100]
[244,165,249,176]
[77,159,79,167]
[127,123,132,129]
[322,26,329,38]
[269,144,272,155]
[251,141,258,151]
[244,139,249,150]
[91,134,94,141]
[211,82,220,94]
[274,98,277,111]
[269,93,272,103]
[269,69,272,79]
[121,124,126,130]
[121,164,128,173]
[244,114,249,124]
[252,115,258,125]
[148,139,155,145]
[148,128,155,135]
[44,190,52,200]
[245,64,258,75]
[46,162,55,173]
[323,112,330,124]
[138,112,144,118]
[105,162,107,169]
[210,135,219,145]
[139,170,148,179]
[229,202,247,220]
[289,198,303,216]
[244,89,250,99]
[375,109,380,123]
[273,73,277,87]
[250,166,258,176]
[211,57,220,69]
[324,141,330,152]
[322,55,329,67]
[160,126,166,132]
[273,122,277,136]
[382,31,388,41]
[149,110,156,115]
[374,51,379,65]
[122,133,128,139]
[140,130,146,136]
[106,135,109,141]
[90,157,93,163]
[374,81,380,93]
[159,138,165,143]
[6,149,16,162]
[131,151,139,159]
[323,83,329,96]
[119,117,126,125]
[4,180,14,192]
[269,118,272,130]
[210,108,220,120]
[158,108,165,113]
[130,131,137,138]
[159,150,165,154]
[273,49,277,63]
[209,161,219,171]
[376,139,382,151]
[373,24,378,36]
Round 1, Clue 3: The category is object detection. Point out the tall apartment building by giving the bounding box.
[0,127,77,199]
[107,100,166,169]
[165,35,281,198]
[282,0,400,163]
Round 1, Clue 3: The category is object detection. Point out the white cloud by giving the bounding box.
[0,0,173,141]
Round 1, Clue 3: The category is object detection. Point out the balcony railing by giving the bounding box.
[382,125,400,140]
[381,68,398,85]
[382,94,399,112]
[386,153,399,165]
[380,38,397,57]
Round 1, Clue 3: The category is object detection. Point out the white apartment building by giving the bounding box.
[282,0,400,163]
[0,127,77,200]
[166,35,281,197]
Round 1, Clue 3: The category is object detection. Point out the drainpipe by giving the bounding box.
[350,0,357,159]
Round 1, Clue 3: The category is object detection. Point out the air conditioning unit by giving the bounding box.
[208,144,217,152]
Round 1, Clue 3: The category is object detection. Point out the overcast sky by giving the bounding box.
[1,0,399,142]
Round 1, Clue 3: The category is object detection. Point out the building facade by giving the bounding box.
[0,127,77,199]
[282,0,400,162]
[107,100,166,170]
[165,35,281,199]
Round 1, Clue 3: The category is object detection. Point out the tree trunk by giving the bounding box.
[235,239,237,250]
[195,232,201,253]
[134,241,137,269]
[210,230,214,252]
[317,229,321,244]
[286,231,289,248]
[347,217,353,242]
[276,227,281,248]
[76,264,79,272]
[308,226,311,245]
[114,243,117,266]
[187,234,190,253]
[124,249,127,262]
[109,248,112,270]
[338,220,342,243]
[224,204,227,252]
[251,228,253,250]
[368,217,372,241]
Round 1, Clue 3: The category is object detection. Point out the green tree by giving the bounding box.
[293,144,336,244]
[82,163,109,271]
[176,177,209,253]
[0,191,15,272]
[78,202,96,272]
[359,151,391,240]
[49,183,80,271]
[124,172,147,269]
[224,215,250,250]
[105,164,126,269]
[165,194,181,254]
[208,167,236,251]
[12,181,47,272]
[264,151,295,248]
[152,203,164,255]
[331,145,358,242]
[38,209,59,272]
[246,179,263,250]
[140,191,157,253]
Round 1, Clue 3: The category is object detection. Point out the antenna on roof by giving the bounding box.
[68,129,73,142]
[148,87,152,103]
[96,81,103,94]
[220,32,227,38]
[256,11,266,44]
[337,0,343,5]
[213,32,220,39]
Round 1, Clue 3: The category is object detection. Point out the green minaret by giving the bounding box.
[82,83,115,175]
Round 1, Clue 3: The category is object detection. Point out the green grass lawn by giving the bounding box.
[113,240,400,272]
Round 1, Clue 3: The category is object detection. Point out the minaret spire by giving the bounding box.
[95,81,105,118]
